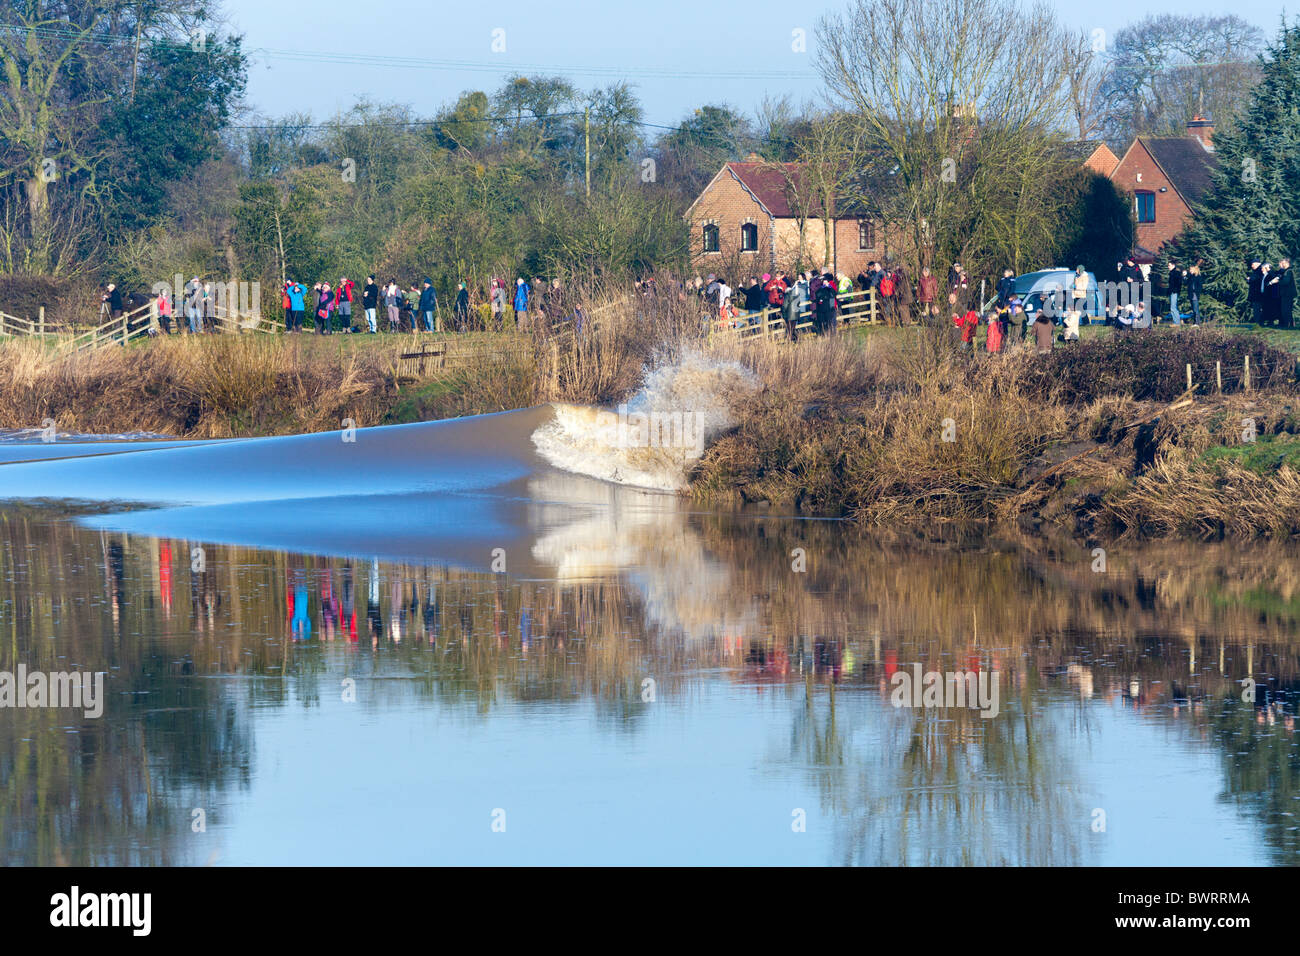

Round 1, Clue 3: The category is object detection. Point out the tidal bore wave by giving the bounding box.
[0,354,758,570]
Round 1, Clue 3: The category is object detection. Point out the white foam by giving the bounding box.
[531,350,759,491]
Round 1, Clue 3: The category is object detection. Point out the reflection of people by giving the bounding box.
[367,559,382,644]
[320,570,337,641]
[159,542,172,618]
[290,581,311,640]
[341,565,357,642]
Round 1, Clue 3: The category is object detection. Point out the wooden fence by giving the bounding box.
[0,301,282,353]
[710,287,881,341]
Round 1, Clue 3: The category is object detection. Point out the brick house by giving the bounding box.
[1104,118,1217,263]
[685,159,881,277]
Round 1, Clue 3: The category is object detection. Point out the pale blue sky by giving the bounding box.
[223,0,1290,126]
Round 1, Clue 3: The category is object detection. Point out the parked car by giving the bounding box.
[1014,268,1105,325]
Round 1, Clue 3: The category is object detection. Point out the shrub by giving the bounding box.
[1018,329,1296,403]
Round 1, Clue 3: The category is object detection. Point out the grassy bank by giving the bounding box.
[0,286,699,436]
[5,303,1300,540]
[690,325,1300,539]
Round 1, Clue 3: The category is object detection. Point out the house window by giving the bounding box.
[740,222,758,252]
[1135,191,1156,224]
[858,220,875,250]
[702,223,719,253]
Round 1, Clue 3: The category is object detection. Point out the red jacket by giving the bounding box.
[337,280,355,303]
[764,278,787,306]
[918,274,938,303]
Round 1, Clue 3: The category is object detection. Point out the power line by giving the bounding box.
[0,22,817,82]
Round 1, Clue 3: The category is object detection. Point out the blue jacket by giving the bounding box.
[419,285,437,312]
[513,283,529,311]
[288,284,305,311]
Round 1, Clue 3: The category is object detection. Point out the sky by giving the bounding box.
[221,0,1290,128]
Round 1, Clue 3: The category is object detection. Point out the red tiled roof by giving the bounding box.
[1138,137,1217,207]
[725,162,815,219]
[1083,144,1119,177]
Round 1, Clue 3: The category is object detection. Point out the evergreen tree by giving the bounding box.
[1057,171,1135,279]
[1166,21,1300,317]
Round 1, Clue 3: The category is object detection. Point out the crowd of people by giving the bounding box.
[1247,257,1297,329]
[135,274,589,336]
[275,275,587,336]
[681,253,1294,354]
[116,252,1296,348]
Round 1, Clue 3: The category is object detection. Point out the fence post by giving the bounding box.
[1216,360,1222,392]
[121,311,128,347]
[1186,363,1192,392]
[1244,355,1252,391]
[38,306,45,338]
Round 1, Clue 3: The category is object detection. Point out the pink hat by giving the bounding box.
[761,273,771,282]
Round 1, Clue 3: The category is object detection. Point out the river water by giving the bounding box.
[0,410,1297,866]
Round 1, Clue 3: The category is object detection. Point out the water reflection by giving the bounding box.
[1,509,1298,865]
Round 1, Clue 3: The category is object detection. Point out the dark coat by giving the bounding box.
[1278,267,1296,304]
[996,275,1015,306]
[1248,266,1265,302]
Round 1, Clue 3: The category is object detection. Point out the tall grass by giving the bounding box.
[0,335,400,437]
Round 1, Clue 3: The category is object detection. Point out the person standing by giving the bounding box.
[362,276,379,333]
[1033,313,1053,353]
[878,268,897,326]
[384,279,400,332]
[1186,264,1204,325]
[286,280,306,332]
[1166,262,1183,324]
[996,268,1015,309]
[202,281,216,332]
[513,277,530,331]
[185,277,204,334]
[1277,258,1296,330]
[1263,263,1282,327]
[986,306,1004,353]
[1119,257,1143,315]
[1248,258,1265,324]
[336,276,355,332]
[1069,265,1089,333]
[315,282,335,334]
[813,274,838,335]
[282,281,293,332]
[418,278,437,333]
[917,266,938,321]
[491,278,507,330]
[454,282,470,331]
[156,288,172,335]
[406,284,421,331]
[781,276,801,342]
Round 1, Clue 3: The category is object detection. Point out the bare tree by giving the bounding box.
[1063,30,1109,141]
[1099,14,1264,144]
[816,0,1076,277]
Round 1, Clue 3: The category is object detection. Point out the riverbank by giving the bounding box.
[692,325,1300,539]
[3,313,1300,539]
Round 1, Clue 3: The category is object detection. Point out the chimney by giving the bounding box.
[1187,115,1215,151]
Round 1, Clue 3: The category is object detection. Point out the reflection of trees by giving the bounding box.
[1205,692,1300,865]
[3,506,1300,864]
[0,516,250,865]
